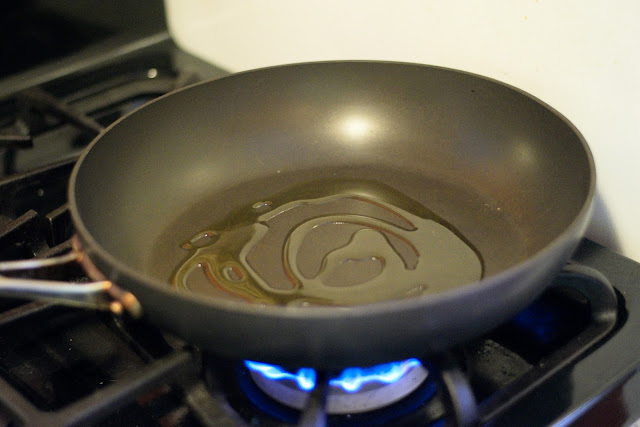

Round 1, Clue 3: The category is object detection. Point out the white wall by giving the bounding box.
[166,0,640,261]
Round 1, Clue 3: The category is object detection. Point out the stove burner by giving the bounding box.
[245,359,428,414]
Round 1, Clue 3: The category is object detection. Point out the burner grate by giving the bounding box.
[0,43,234,426]
[473,266,620,423]
[0,52,205,177]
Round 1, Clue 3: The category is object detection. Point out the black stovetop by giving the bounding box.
[1,2,640,426]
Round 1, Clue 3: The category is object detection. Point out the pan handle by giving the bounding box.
[0,246,142,318]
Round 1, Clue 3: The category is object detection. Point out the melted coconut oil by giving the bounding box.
[171,180,483,306]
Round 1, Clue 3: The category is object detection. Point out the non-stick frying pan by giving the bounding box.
[0,62,594,369]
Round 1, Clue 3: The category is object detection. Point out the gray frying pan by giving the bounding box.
[0,62,594,369]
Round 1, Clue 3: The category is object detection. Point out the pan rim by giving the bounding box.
[68,59,596,320]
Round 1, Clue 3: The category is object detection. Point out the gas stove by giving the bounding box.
[1,2,640,426]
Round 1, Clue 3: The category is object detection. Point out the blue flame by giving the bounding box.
[329,358,422,392]
[245,358,422,393]
[244,360,317,391]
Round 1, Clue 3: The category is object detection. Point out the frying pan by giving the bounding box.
[0,61,594,369]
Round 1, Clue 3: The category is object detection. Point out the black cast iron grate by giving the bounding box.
[0,50,203,177]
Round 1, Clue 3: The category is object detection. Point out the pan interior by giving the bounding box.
[165,175,488,305]
[71,62,592,306]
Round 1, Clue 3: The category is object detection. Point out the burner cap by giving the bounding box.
[245,359,428,414]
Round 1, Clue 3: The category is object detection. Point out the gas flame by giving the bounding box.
[245,358,422,393]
